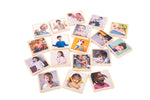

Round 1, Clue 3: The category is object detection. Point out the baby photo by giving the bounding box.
[92,49,111,65]
[52,34,69,49]
[49,18,69,33]
[63,70,88,93]
[67,11,85,25]
[32,23,51,38]
[51,50,70,67]
[110,22,128,38]
[28,38,49,55]
[91,30,113,47]
[89,70,114,92]
[73,54,91,70]
[108,39,132,57]
[71,37,90,53]
[72,24,91,38]
[25,54,49,75]
[38,70,61,92]
[89,15,107,29]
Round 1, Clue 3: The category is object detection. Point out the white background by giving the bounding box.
[0,0,150,100]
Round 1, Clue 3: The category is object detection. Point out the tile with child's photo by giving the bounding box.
[51,49,71,67]
[70,37,90,53]
[89,15,107,30]
[25,54,50,75]
[72,24,92,38]
[89,70,114,92]
[49,18,70,34]
[38,70,61,92]
[51,34,69,49]
[92,49,111,66]
[32,23,52,38]
[67,11,85,26]
[28,38,50,55]
[63,70,88,93]
[107,38,132,58]
[109,22,128,38]
[91,30,113,48]
[72,54,91,71]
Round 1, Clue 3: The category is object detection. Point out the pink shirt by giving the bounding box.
[94,83,109,89]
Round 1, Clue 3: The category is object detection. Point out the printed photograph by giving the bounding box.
[51,50,70,66]
[25,54,49,75]
[73,54,91,70]
[73,24,91,38]
[50,18,69,33]
[110,22,128,38]
[28,38,49,55]
[71,37,90,53]
[92,49,111,65]
[67,11,85,25]
[52,34,69,49]
[89,15,107,29]
[108,39,132,57]
[89,70,114,92]
[32,23,51,37]
[63,70,88,93]
[38,70,60,92]
[91,30,112,47]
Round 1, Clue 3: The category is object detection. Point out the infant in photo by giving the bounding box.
[95,50,110,63]
[67,73,83,89]
[34,24,50,36]
[42,72,58,90]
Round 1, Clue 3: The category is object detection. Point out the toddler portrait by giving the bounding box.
[33,23,51,37]
[73,54,91,70]
[91,30,112,47]
[73,24,91,38]
[90,70,114,91]
[52,35,69,49]
[92,49,111,65]
[38,70,60,92]
[63,70,87,93]
[25,54,49,75]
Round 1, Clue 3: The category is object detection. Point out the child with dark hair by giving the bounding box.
[53,19,67,30]
[53,35,68,48]
[56,51,67,65]
[91,72,109,89]
[32,57,45,70]
[95,50,110,63]
[108,42,127,54]
[67,73,83,89]
[42,72,58,90]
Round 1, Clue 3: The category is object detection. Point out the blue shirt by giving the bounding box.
[35,30,50,36]
[110,30,125,36]
[53,41,68,48]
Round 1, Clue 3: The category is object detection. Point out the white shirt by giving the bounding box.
[57,57,65,64]
[32,60,45,70]
[77,41,83,45]
[42,82,57,90]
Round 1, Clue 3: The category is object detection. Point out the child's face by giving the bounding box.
[76,13,80,17]
[78,26,85,32]
[41,24,48,31]
[32,58,38,62]
[44,75,53,83]
[57,52,62,57]
[82,56,86,60]
[116,45,124,52]
[98,55,106,60]
[58,37,62,41]
[56,21,61,25]
[99,17,103,20]
[72,76,80,84]
[78,55,82,60]
[95,73,105,85]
